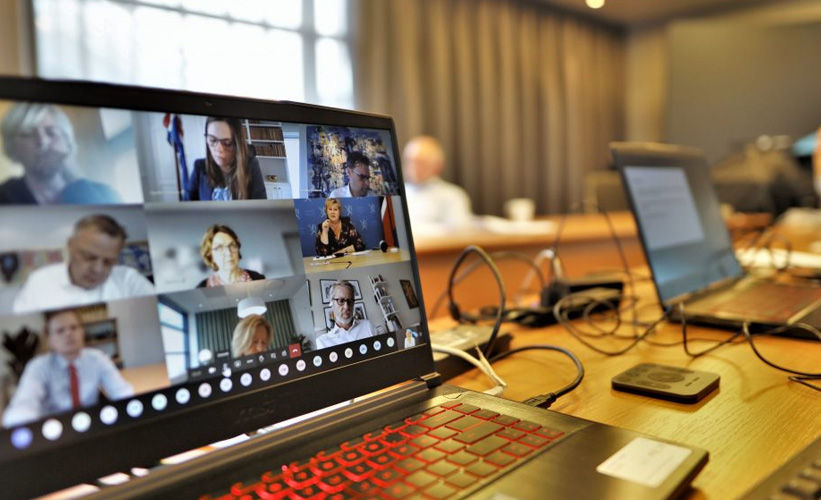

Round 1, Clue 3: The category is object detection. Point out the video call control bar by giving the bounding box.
[3,334,400,454]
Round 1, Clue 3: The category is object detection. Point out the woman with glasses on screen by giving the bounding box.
[186,117,266,201]
[198,224,265,288]
[315,198,366,256]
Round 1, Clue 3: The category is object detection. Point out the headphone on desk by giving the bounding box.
[446,245,506,356]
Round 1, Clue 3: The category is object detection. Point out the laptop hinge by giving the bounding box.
[420,372,443,389]
[667,274,742,306]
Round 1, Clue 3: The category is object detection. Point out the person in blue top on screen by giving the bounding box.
[2,308,134,428]
[315,198,366,256]
[0,103,121,204]
[328,151,376,198]
[186,117,266,201]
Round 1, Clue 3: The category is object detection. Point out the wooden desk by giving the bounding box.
[415,212,645,319]
[439,278,821,500]
[120,363,171,395]
[304,249,412,274]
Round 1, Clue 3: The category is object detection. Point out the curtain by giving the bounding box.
[354,0,626,215]
[195,299,296,354]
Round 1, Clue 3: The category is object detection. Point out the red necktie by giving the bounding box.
[69,363,80,408]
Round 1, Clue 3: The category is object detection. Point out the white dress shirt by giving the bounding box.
[328,185,376,198]
[315,320,377,349]
[405,177,473,234]
[13,262,155,313]
[2,348,135,427]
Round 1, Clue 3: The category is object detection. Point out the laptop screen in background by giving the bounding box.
[622,163,743,303]
[0,98,427,459]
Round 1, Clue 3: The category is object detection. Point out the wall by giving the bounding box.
[625,26,667,144]
[108,295,165,368]
[625,0,821,164]
[0,0,31,77]
[668,19,821,163]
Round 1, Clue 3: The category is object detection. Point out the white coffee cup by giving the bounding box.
[504,198,536,221]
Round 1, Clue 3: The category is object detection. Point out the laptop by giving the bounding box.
[0,78,707,499]
[611,141,821,338]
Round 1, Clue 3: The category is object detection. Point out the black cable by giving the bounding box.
[431,250,544,319]
[679,302,744,358]
[554,295,672,355]
[579,296,622,336]
[489,345,584,408]
[789,376,821,393]
[446,245,506,357]
[597,208,643,335]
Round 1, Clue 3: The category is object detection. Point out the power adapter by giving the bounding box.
[541,275,624,309]
[471,282,624,328]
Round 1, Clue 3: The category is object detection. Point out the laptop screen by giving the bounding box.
[0,78,434,496]
[611,143,744,304]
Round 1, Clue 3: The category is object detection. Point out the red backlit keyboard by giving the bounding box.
[201,401,565,500]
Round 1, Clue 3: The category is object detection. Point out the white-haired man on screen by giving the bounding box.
[315,280,376,349]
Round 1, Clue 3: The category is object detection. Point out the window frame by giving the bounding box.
[27,0,354,108]
[157,299,189,378]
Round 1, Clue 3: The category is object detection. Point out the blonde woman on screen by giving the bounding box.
[231,314,273,358]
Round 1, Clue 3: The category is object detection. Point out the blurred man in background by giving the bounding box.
[402,136,473,235]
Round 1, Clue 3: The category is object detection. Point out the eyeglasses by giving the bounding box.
[680,303,821,378]
[351,170,370,182]
[205,134,235,149]
[212,243,239,254]
[332,298,354,307]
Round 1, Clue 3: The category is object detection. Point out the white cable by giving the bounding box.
[517,248,562,303]
[431,343,507,395]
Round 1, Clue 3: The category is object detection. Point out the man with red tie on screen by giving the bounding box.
[1,308,134,428]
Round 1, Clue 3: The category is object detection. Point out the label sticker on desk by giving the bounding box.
[596,437,691,488]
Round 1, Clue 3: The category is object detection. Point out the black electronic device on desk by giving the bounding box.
[612,363,720,403]
[472,285,624,328]
[0,77,707,500]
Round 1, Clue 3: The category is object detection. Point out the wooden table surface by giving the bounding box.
[414,212,646,320]
[435,276,821,500]
[304,248,412,274]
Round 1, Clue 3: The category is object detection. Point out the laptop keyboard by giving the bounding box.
[200,401,565,500]
[704,282,821,323]
[738,434,821,499]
